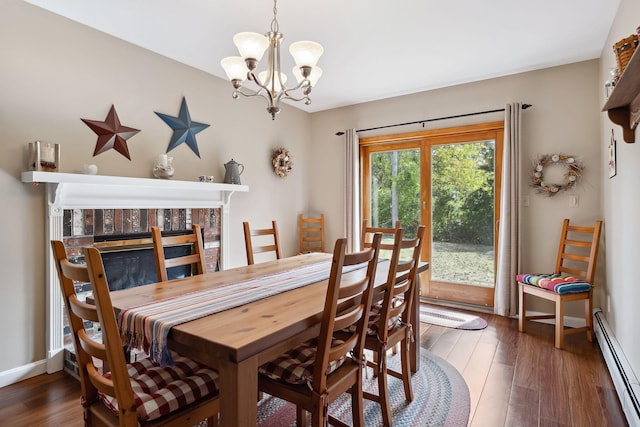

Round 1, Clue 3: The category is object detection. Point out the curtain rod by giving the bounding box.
[335,103,532,136]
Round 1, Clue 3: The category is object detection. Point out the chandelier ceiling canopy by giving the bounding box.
[220,0,323,120]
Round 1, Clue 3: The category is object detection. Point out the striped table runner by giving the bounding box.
[119,259,336,366]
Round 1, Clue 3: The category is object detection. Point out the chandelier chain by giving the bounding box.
[271,0,279,33]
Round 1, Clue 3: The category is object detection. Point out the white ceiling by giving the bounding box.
[24,0,620,113]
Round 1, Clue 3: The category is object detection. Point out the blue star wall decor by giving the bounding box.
[81,105,140,160]
[155,97,210,158]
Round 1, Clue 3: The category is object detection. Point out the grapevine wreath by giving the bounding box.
[531,154,583,196]
[272,148,293,178]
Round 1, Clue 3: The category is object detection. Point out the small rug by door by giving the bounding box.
[257,350,470,427]
[420,304,488,330]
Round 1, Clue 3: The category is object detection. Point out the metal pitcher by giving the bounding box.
[223,158,244,184]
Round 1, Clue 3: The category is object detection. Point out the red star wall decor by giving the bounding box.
[81,105,141,160]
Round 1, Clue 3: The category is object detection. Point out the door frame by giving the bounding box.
[360,121,504,307]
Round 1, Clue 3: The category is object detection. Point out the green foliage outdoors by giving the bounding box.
[370,149,421,239]
[369,140,495,245]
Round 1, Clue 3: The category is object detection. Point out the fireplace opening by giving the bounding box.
[94,231,196,291]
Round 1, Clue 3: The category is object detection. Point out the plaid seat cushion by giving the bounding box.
[99,352,219,422]
[258,338,347,385]
[517,273,593,295]
[343,302,401,336]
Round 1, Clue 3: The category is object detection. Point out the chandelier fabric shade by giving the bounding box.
[220,0,324,119]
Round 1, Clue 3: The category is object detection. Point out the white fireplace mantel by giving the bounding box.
[22,171,248,209]
[22,171,249,373]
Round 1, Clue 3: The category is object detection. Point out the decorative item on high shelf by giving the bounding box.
[604,68,618,100]
[609,130,617,179]
[83,164,98,175]
[223,158,244,184]
[272,147,293,178]
[28,141,60,172]
[613,33,638,76]
[530,153,583,196]
[153,154,174,179]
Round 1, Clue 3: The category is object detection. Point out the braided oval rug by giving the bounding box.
[256,350,470,427]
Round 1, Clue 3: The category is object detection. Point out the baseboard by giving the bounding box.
[594,308,640,427]
[0,359,47,389]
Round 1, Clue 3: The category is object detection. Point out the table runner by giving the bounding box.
[120,258,339,366]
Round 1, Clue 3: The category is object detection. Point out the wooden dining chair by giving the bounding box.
[51,240,220,427]
[258,234,383,427]
[517,218,603,349]
[361,219,401,251]
[357,225,426,426]
[299,213,325,253]
[243,220,281,265]
[151,224,207,282]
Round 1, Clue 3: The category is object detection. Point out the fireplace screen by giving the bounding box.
[100,244,191,291]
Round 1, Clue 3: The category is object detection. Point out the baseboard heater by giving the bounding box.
[594,309,640,427]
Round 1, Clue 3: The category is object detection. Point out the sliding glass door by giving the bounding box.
[360,122,503,307]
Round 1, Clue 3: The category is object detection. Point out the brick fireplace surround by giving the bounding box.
[63,207,222,273]
[21,171,248,374]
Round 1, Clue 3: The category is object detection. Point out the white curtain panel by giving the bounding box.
[494,103,522,317]
[345,129,360,253]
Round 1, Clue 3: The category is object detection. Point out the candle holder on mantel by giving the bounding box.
[153,154,174,179]
[28,141,60,172]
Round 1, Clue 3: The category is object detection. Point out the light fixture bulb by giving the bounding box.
[233,32,269,61]
[258,70,287,93]
[221,56,249,81]
[289,40,324,68]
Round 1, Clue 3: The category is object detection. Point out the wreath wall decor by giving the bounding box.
[272,147,293,178]
[531,154,583,196]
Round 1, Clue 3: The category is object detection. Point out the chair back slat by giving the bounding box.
[68,297,100,323]
[77,329,108,361]
[152,225,207,282]
[243,220,281,265]
[561,253,589,263]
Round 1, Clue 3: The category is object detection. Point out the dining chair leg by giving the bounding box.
[585,297,594,342]
[555,299,565,349]
[206,414,218,427]
[310,403,325,427]
[296,406,307,426]
[518,284,526,332]
[351,380,365,427]
[377,357,392,427]
[372,352,380,378]
[401,339,414,401]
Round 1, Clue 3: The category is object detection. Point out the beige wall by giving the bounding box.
[0,0,311,372]
[599,0,640,382]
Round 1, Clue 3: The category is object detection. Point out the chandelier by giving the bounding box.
[220,0,323,120]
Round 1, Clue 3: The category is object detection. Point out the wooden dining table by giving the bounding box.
[107,252,428,426]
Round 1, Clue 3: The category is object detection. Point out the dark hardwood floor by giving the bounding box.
[0,306,628,427]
